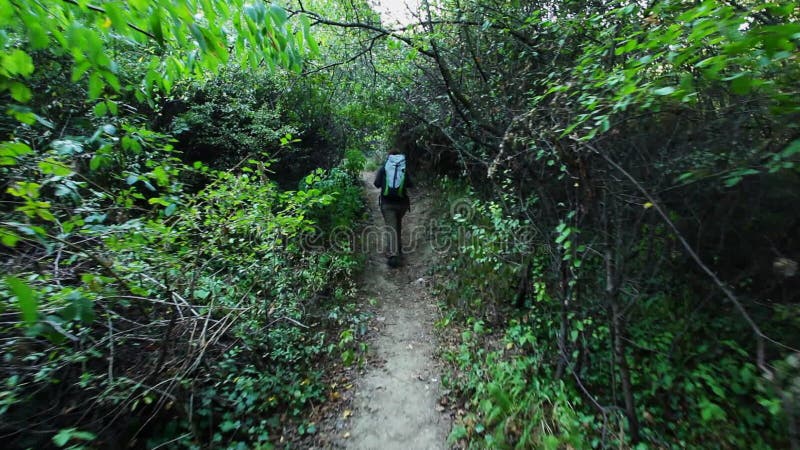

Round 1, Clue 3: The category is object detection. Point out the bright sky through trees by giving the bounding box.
[371,0,421,25]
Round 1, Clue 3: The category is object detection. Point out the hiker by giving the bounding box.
[374,149,413,268]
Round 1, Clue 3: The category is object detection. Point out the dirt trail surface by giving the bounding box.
[344,172,451,449]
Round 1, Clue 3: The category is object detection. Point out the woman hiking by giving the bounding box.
[373,149,413,268]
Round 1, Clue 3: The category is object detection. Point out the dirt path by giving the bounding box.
[344,173,451,449]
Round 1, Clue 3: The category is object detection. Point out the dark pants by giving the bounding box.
[380,202,407,257]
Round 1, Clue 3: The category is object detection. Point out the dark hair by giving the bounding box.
[388,149,400,155]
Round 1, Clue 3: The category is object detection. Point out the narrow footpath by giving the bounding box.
[344,172,451,449]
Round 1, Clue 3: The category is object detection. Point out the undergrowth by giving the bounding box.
[433,179,791,449]
[1,148,370,448]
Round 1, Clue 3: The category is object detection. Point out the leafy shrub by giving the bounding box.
[444,319,600,449]
[301,166,367,233]
[435,184,790,448]
[1,153,367,447]
[343,149,367,177]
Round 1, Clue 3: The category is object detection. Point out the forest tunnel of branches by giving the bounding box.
[1,0,799,448]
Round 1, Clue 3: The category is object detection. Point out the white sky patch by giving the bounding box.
[371,0,421,26]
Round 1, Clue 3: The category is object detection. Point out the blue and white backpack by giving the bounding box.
[382,154,407,198]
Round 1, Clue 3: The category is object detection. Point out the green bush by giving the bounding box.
[435,185,789,449]
[343,149,367,176]
[1,156,368,447]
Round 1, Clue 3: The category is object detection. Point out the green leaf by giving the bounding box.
[52,429,71,447]
[6,276,38,325]
[52,428,95,447]
[52,139,84,155]
[723,176,742,187]
[9,108,37,125]
[150,7,164,45]
[0,227,20,247]
[93,101,108,117]
[38,158,73,176]
[3,49,35,77]
[542,435,560,450]
[151,165,169,186]
[0,141,33,165]
[9,82,32,102]
[164,203,177,216]
[102,71,121,92]
[148,197,170,206]
[653,86,676,96]
[269,4,288,24]
[37,208,55,221]
[104,2,127,33]
[89,155,105,171]
[301,15,319,55]
[449,425,468,440]
[189,23,208,52]
[488,383,512,412]
[28,22,50,49]
[730,74,753,95]
[88,72,104,99]
[700,399,727,422]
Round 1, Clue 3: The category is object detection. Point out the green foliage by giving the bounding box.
[52,428,96,449]
[1,0,315,110]
[0,3,368,443]
[5,276,37,326]
[443,318,600,449]
[3,0,798,447]
[373,0,800,446]
[301,166,367,232]
[436,184,790,448]
[343,149,367,177]
[434,178,534,322]
[164,63,350,180]
[168,68,301,167]
[1,151,367,446]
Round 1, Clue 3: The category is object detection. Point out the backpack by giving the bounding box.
[382,154,407,198]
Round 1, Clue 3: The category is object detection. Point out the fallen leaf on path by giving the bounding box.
[343,409,352,418]
[343,432,351,439]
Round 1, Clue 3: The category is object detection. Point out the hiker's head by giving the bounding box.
[388,149,401,156]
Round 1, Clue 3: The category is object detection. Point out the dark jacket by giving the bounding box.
[374,156,413,208]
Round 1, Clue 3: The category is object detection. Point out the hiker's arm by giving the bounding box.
[373,167,384,189]
[405,172,414,189]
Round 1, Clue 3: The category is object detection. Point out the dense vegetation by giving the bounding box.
[2,0,798,448]
[405,1,799,448]
[0,1,376,448]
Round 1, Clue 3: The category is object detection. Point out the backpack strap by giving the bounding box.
[397,164,406,196]
[382,160,390,196]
